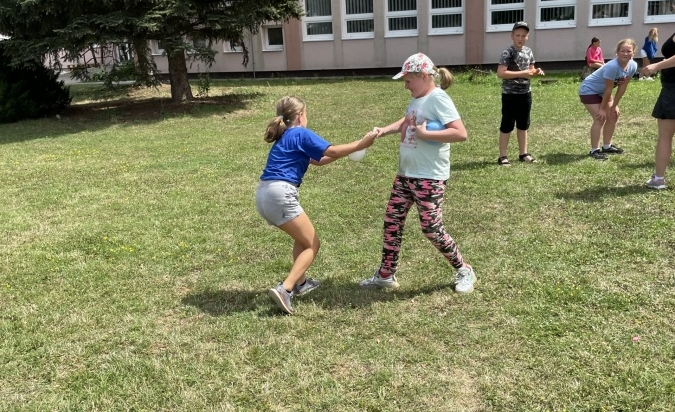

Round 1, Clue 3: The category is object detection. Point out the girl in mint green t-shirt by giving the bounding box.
[359,53,477,294]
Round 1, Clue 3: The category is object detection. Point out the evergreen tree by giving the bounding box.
[0,0,302,101]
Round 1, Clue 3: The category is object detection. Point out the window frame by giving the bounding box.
[342,0,375,39]
[644,0,675,23]
[151,40,165,56]
[263,25,284,51]
[223,39,244,53]
[428,0,464,35]
[535,0,577,29]
[302,0,334,41]
[385,0,419,38]
[589,0,632,26]
[486,0,526,32]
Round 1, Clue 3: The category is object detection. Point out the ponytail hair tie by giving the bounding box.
[278,115,284,121]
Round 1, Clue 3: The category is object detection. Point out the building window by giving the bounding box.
[645,0,675,23]
[224,39,244,53]
[589,0,631,26]
[264,26,284,51]
[487,0,525,32]
[386,0,418,37]
[342,0,375,39]
[429,0,463,35]
[152,40,165,55]
[192,38,207,49]
[303,0,333,41]
[536,0,576,29]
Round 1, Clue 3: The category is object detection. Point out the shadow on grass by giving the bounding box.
[539,152,588,165]
[0,88,266,145]
[556,184,648,202]
[181,279,455,316]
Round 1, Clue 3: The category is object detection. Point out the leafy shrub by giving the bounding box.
[0,45,72,123]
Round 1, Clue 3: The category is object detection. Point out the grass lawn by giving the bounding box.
[1,72,674,411]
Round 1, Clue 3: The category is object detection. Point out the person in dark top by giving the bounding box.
[643,30,675,190]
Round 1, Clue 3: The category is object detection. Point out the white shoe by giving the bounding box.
[359,269,400,289]
[454,266,476,294]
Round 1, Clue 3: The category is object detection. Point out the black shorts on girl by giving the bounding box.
[652,83,675,120]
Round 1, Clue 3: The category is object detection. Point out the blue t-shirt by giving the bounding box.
[578,58,638,96]
[260,127,331,185]
[642,37,658,60]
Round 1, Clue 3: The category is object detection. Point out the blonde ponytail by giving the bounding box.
[264,96,306,143]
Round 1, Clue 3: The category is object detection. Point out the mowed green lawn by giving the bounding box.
[0,73,673,411]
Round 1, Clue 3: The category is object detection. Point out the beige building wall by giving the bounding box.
[148,0,675,74]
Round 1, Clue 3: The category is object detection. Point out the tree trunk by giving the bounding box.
[132,38,156,87]
[166,48,193,102]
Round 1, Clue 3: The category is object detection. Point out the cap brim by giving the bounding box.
[392,72,404,79]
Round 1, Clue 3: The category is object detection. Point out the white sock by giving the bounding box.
[590,148,600,153]
[602,144,612,150]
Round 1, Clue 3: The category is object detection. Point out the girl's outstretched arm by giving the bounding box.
[310,156,337,166]
[372,117,405,138]
[321,131,377,160]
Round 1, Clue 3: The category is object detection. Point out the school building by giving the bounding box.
[150,0,675,76]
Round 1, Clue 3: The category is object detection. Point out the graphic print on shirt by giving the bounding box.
[613,69,630,87]
[401,108,428,147]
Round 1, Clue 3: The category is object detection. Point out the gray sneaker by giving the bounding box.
[359,269,400,289]
[293,277,321,296]
[454,266,476,294]
[646,175,666,190]
[268,283,294,314]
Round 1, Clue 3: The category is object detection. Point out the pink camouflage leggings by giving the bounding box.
[378,175,465,277]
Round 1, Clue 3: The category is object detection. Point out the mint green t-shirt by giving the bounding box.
[398,87,460,181]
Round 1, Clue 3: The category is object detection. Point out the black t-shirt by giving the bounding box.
[661,33,675,84]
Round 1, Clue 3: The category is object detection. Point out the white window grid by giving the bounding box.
[645,0,675,23]
[386,0,418,38]
[486,0,525,32]
[303,0,334,41]
[429,0,464,35]
[263,26,284,51]
[536,0,576,29]
[342,0,375,39]
[589,0,632,26]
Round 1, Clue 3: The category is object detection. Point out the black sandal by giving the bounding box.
[497,156,511,166]
[519,153,537,163]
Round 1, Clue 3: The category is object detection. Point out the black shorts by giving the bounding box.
[652,83,675,120]
[500,92,532,133]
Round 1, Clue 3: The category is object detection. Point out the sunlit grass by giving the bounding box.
[0,73,673,411]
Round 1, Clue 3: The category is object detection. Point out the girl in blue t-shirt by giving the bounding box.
[640,28,659,80]
[359,53,476,294]
[256,96,376,314]
[578,39,638,160]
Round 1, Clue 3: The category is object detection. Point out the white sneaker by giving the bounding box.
[454,265,476,294]
[359,269,400,289]
[646,174,666,190]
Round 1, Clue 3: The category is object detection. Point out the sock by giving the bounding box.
[590,148,600,154]
[655,175,664,180]
[378,269,392,279]
[602,144,612,150]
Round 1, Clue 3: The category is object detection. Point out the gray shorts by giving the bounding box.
[255,180,303,226]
